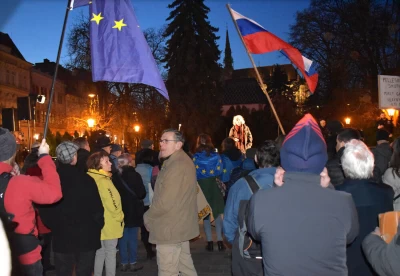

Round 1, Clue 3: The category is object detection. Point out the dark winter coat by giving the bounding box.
[326,147,345,186]
[362,225,400,276]
[76,148,91,173]
[39,163,104,253]
[372,142,392,183]
[118,166,146,227]
[336,179,394,276]
[247,172,359,276]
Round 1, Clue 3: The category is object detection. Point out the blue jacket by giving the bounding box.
[223,167,276,244]
[135,163,153,206]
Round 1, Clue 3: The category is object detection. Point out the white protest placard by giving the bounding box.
[378,75,400,109]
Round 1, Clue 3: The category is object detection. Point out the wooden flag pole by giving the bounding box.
[43,0,73,138]
[226,4,285,135]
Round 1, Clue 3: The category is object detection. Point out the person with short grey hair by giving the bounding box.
[336,139,394,276]
[341,138,374,179]
[144,129,198,276]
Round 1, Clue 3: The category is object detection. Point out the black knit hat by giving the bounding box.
[0,128,16,162]
[376,129,389,141]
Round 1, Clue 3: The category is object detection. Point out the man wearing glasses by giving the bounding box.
[144,129,199,276]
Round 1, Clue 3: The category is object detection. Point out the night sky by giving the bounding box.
[1,0,310,69]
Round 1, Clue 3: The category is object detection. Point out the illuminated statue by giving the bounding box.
[228,115,253,153]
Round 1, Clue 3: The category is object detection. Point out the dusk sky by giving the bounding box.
[2,0,310,70]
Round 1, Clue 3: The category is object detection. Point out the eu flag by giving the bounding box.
[74,0,169,100]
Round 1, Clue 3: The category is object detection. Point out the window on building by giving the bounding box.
[6,70,10,84]
[58,94,63,104]
[11,72,16,86]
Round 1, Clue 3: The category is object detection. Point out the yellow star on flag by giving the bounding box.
[201,169,206,174]
[91,12,104,25]
[217,166,221,170]
[113,19,127,31]
[210,170,214,175]
[195,165,199,169]
[193,158,196,161]
[223,169,227,173]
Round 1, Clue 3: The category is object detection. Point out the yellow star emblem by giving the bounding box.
[223,169,227,173]
[201,169,206,174]
[195,165,199,169]
[219,159,222,163]
[113,19,127,31]
[210,170,214,174]
[91,12,104,25]
[193,158,196,161]
[217,166,221,170]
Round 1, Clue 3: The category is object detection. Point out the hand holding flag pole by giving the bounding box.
[226,4,285,135]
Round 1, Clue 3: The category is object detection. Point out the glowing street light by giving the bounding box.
[345,117,351,125]
[387,109,395,117]
[134,125,140,132]
[33,133,39,140]
[87,118,95,128]
[88,93,96,98]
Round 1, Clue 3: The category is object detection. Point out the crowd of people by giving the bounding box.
[1,111,400,276]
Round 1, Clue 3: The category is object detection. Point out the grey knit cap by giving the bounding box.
[56,141,79,164]
[0,128,16,162]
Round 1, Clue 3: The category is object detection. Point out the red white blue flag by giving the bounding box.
[230,7,318,93]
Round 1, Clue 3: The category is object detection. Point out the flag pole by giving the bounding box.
[226,4,285,135]
[43,0,73,138]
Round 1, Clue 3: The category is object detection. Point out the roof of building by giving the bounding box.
[0,32,26,61]
[223,78,267,105]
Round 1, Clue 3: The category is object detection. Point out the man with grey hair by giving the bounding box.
[336,139,394,276]
[144,129,199,276]
[229,115,253,153]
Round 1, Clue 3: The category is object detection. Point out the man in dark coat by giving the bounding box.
[73,137,91,173]
[247,114,359,276]
[40,141,104,275]
[326,128,361,186]
[372,129,392,183]
[336,139,394,276]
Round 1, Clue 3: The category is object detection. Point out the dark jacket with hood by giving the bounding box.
[247,172,359,276]
[117,166,146,227]
[39,163,104,253]
[326,147,346,186]
[336,179,394,276]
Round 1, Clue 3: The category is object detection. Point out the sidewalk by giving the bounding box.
[46,223,232,276]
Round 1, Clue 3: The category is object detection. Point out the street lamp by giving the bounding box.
[87,118,95,128]
[387,109,395,118]
[134,124,140,152]
[88,93,95,98]
[33,133,39,141]
[345,117,351,125]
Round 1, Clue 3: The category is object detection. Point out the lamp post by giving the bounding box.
[387,109,395,120]
[345,117,351,126]
[134,124,140,152]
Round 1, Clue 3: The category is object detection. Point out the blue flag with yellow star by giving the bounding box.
[193,151,223,180]
[73,0,169,100]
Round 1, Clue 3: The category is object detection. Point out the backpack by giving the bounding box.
[0,173,39,256]
[225,167,251,198]
[238,175,262,259]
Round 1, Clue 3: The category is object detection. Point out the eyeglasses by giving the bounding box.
[160,139,179,144]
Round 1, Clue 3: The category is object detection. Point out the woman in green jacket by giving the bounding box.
[87,151,124,276]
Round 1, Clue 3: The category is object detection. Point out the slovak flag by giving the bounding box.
[230,7,319,93]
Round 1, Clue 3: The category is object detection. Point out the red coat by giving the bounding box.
[25,165,52,235]
[1,155,62,265]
